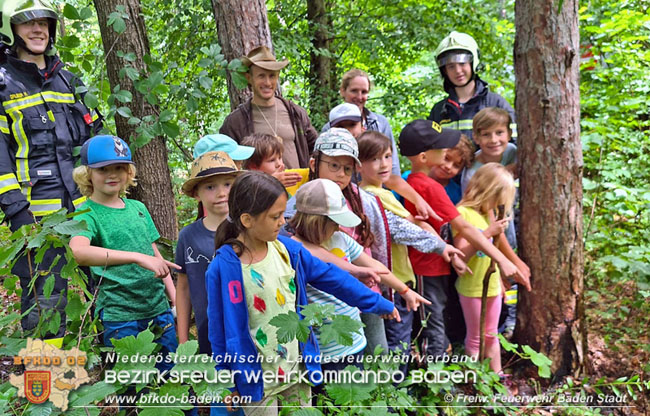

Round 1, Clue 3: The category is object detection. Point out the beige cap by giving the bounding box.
[295,179,360,227]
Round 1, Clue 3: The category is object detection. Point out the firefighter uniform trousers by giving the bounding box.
[0,54,101,345]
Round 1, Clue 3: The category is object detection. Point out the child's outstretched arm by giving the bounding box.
[352,252,431,312]
[69,236,181,278]
[291,239,395,317]
[384,174,442,222]
[449,216,523,281]
[175,273,191,343]
[291,236,385,287]
[495,232,531,292]
[153,243,176,306]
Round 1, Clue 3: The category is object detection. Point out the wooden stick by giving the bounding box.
[479,205,505,361]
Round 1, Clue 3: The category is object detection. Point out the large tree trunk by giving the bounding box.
[211,0,273,109]
[94,0,178,240]
[514,0,584,376]
[307,0,336,127]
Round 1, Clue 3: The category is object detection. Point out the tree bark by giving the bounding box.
[515,0,584,376]
[94,0,178,240]
[307,0,336,127]
[211,0,273,109]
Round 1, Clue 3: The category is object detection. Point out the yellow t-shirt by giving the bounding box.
[241,240,300,390]
[452,206,501,297]
[362,185,415,285]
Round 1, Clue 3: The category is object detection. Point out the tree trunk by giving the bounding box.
[307,0,336,128]
[514,0,584,376]
[211,0,273,109]
[94,0,178,240]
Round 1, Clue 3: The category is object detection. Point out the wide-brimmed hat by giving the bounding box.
[295,179,360,228]
[182,151,241,196]
[313,128,361,166]
[241,46,288,71]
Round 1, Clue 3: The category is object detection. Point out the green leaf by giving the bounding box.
[325,371,376,405]
[79,6,93,20]
[522,345,552,378]
[53,220,87,235]
[292,409,325,416]
[300,303,335,326]
[270,312,310,343]
[161,121,180,138]
[117,106,133,118]
[48,311,61,335]
[158,110,174,123]
[83,92,99,109]
[199,76,213,90]
[62,4,80,20]
[231,72,249,89]
[0,238,26,269]
[319,315,363,347]
[113,89,133,103]
[111,329,158,378]
[0,336,27,355]
[43,275,55,299]
[65,292,85,319]
[108,12,127,34]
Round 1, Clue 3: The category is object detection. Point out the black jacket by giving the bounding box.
[0,53,102,229]
[428,77,516,142]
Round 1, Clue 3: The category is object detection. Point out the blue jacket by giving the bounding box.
[205,235,394,402]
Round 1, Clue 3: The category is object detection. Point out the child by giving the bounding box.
[285,129,461,355]
[240,133,307,194]
[429,134,475,205]
[428,31,517,142]
[357,131,468,355]
[460,107,517,192]
[176,151,241,355]
[399,120,529,358]
[69,135,179,369]
[290,179,430,362]
[193,133,255,168]
[206,171,395,414]
[328,102,364,138]
[461,107,523,337]
[451,163,526,375]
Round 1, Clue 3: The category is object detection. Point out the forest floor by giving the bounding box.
[0,278,648,415]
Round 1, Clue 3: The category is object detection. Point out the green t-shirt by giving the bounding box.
[75,198,169,321]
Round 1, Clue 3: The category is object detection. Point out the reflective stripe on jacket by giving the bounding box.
[0,54,101,220]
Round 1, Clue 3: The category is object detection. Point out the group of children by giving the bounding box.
[67,104,531,414]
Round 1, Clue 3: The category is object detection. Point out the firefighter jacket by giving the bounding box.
[428,77,517,142]
[0,53,101,227]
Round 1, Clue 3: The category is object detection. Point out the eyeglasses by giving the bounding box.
[320,158,354,176]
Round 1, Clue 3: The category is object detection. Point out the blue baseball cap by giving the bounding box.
[193,134,255,160]
[80,135,134,168]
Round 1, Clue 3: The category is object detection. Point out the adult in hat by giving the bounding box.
[0,0,102,345]
[219,46,318,169]
[427,31,516,142]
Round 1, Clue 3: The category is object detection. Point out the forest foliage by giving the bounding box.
[0,0,649,414]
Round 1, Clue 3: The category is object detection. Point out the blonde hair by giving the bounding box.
[73,164,137,197]
[459,163,515,216]
[472,107,512,139]
[288,211,334,246]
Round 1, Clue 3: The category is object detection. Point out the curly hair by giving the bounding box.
[72,164,137,197]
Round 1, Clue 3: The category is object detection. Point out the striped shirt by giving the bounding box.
[307,231,366,358]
